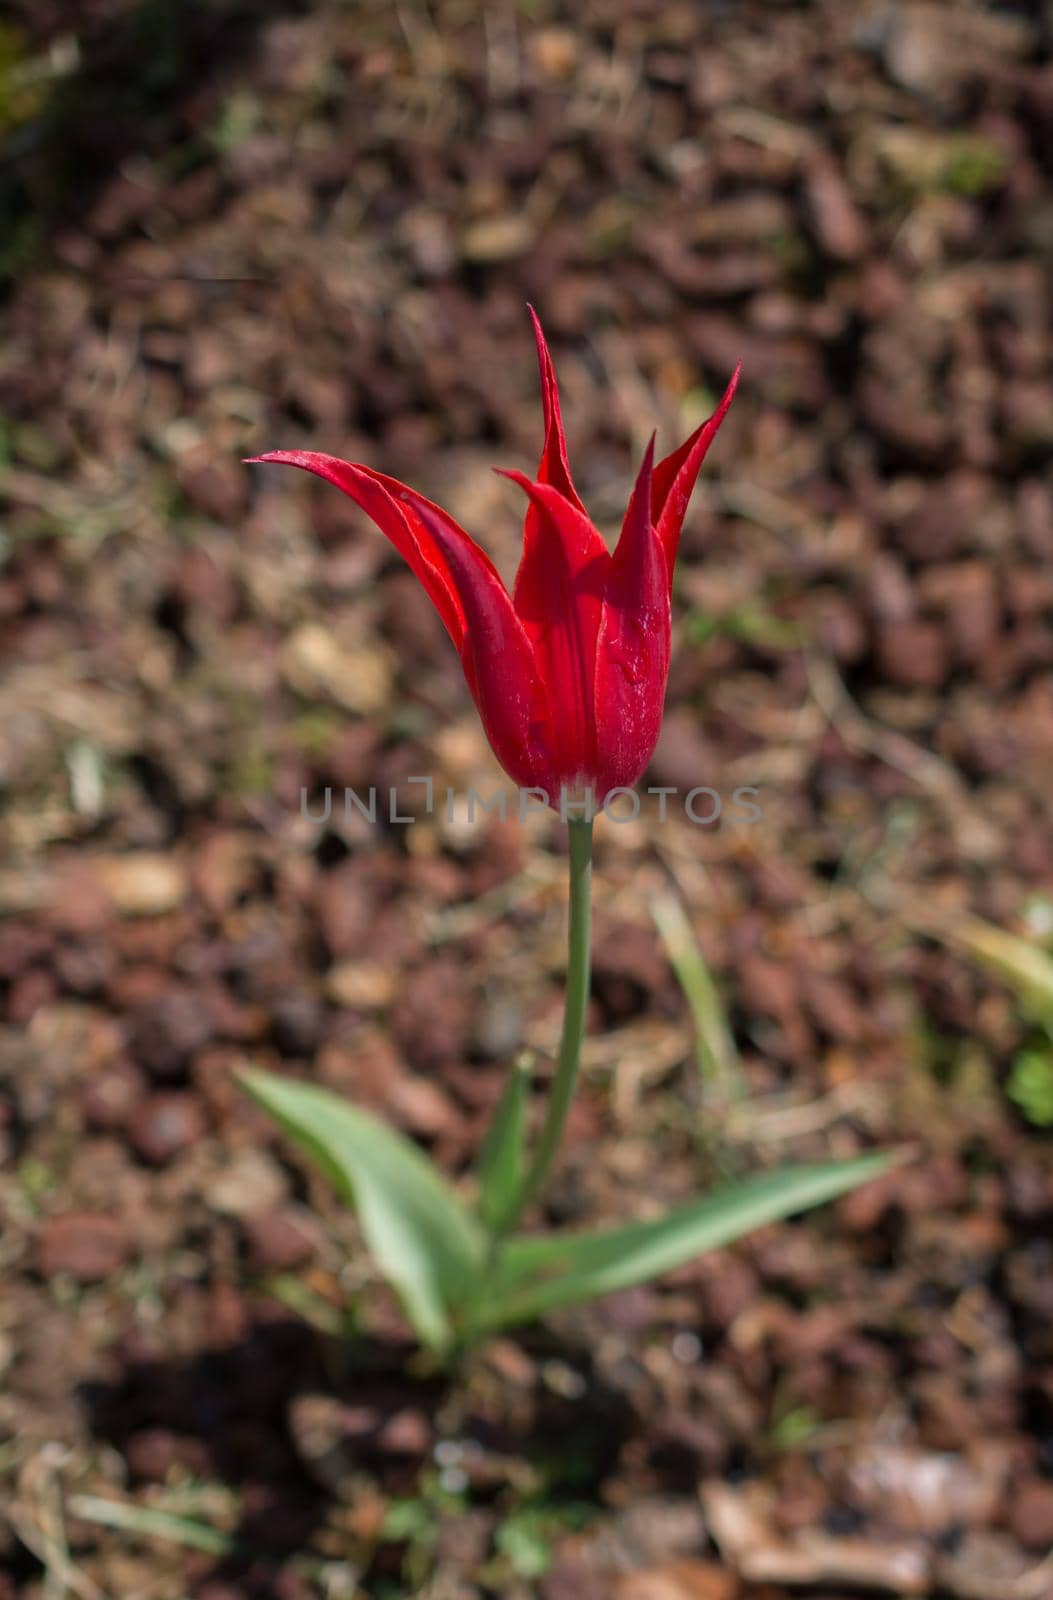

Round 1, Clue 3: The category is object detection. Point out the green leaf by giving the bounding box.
[1006,1047,1053,1127]
[652,892,743,1104]
[477,1055,532,1233]
[482,1154,895,1327]
[495,1513,553,1579]
[239,1069,485,1352]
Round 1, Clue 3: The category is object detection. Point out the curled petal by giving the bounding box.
[248,451,467,649]
[593,435,671,796]
[650,365,740,578]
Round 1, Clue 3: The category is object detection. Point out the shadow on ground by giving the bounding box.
[79,1314,637,1596]
[0,0,309,282]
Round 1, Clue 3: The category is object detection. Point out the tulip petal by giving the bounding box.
[247,451,467,649]
[528,306,587,514]
[406,498,551,793]
[594,435,671,796]
[501,470,609,787]
[650,365,740,577]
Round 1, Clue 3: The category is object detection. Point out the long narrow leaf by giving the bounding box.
[477,1055,532,1233]
[239,1070,485,1352]
[481,1153,894,1327]
[652,891,743,1102]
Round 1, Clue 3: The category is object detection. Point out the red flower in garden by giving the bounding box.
[249,311,737,806]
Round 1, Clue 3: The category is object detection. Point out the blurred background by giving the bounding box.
[1,1,1052,1597]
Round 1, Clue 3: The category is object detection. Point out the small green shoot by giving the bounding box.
[652,891,744,1109]
[769,1403,823,1453]
[1007,1048,1053,1128]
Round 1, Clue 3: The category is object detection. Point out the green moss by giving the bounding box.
[209,89,261,155]
[1007,1046,1053,1128]
[769,1402,822,1452]
[228,742,274,798]
[0,21,42,134]
[941,136,1008,197]
[292,708,343,758]
[18,1155,57,1198]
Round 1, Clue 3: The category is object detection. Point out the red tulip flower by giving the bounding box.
[250,311,737,806]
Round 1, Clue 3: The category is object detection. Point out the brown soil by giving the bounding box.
[1,2,1052,1597]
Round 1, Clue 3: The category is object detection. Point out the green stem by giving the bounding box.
[507,817,593,1227]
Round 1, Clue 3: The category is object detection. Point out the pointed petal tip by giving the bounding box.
[699,362,740,442]
[526,312,587,514]
[496,466,570,521]
[647,365,740,571]
[630,431,657,500]
[496,465,591,516]
[495,466,588,522]
[528,306,553,377]
[526,304,548,346]
[244,449,324,467]
[621,431,658,544]
[720,362,742,409]
[696,364,741,438]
